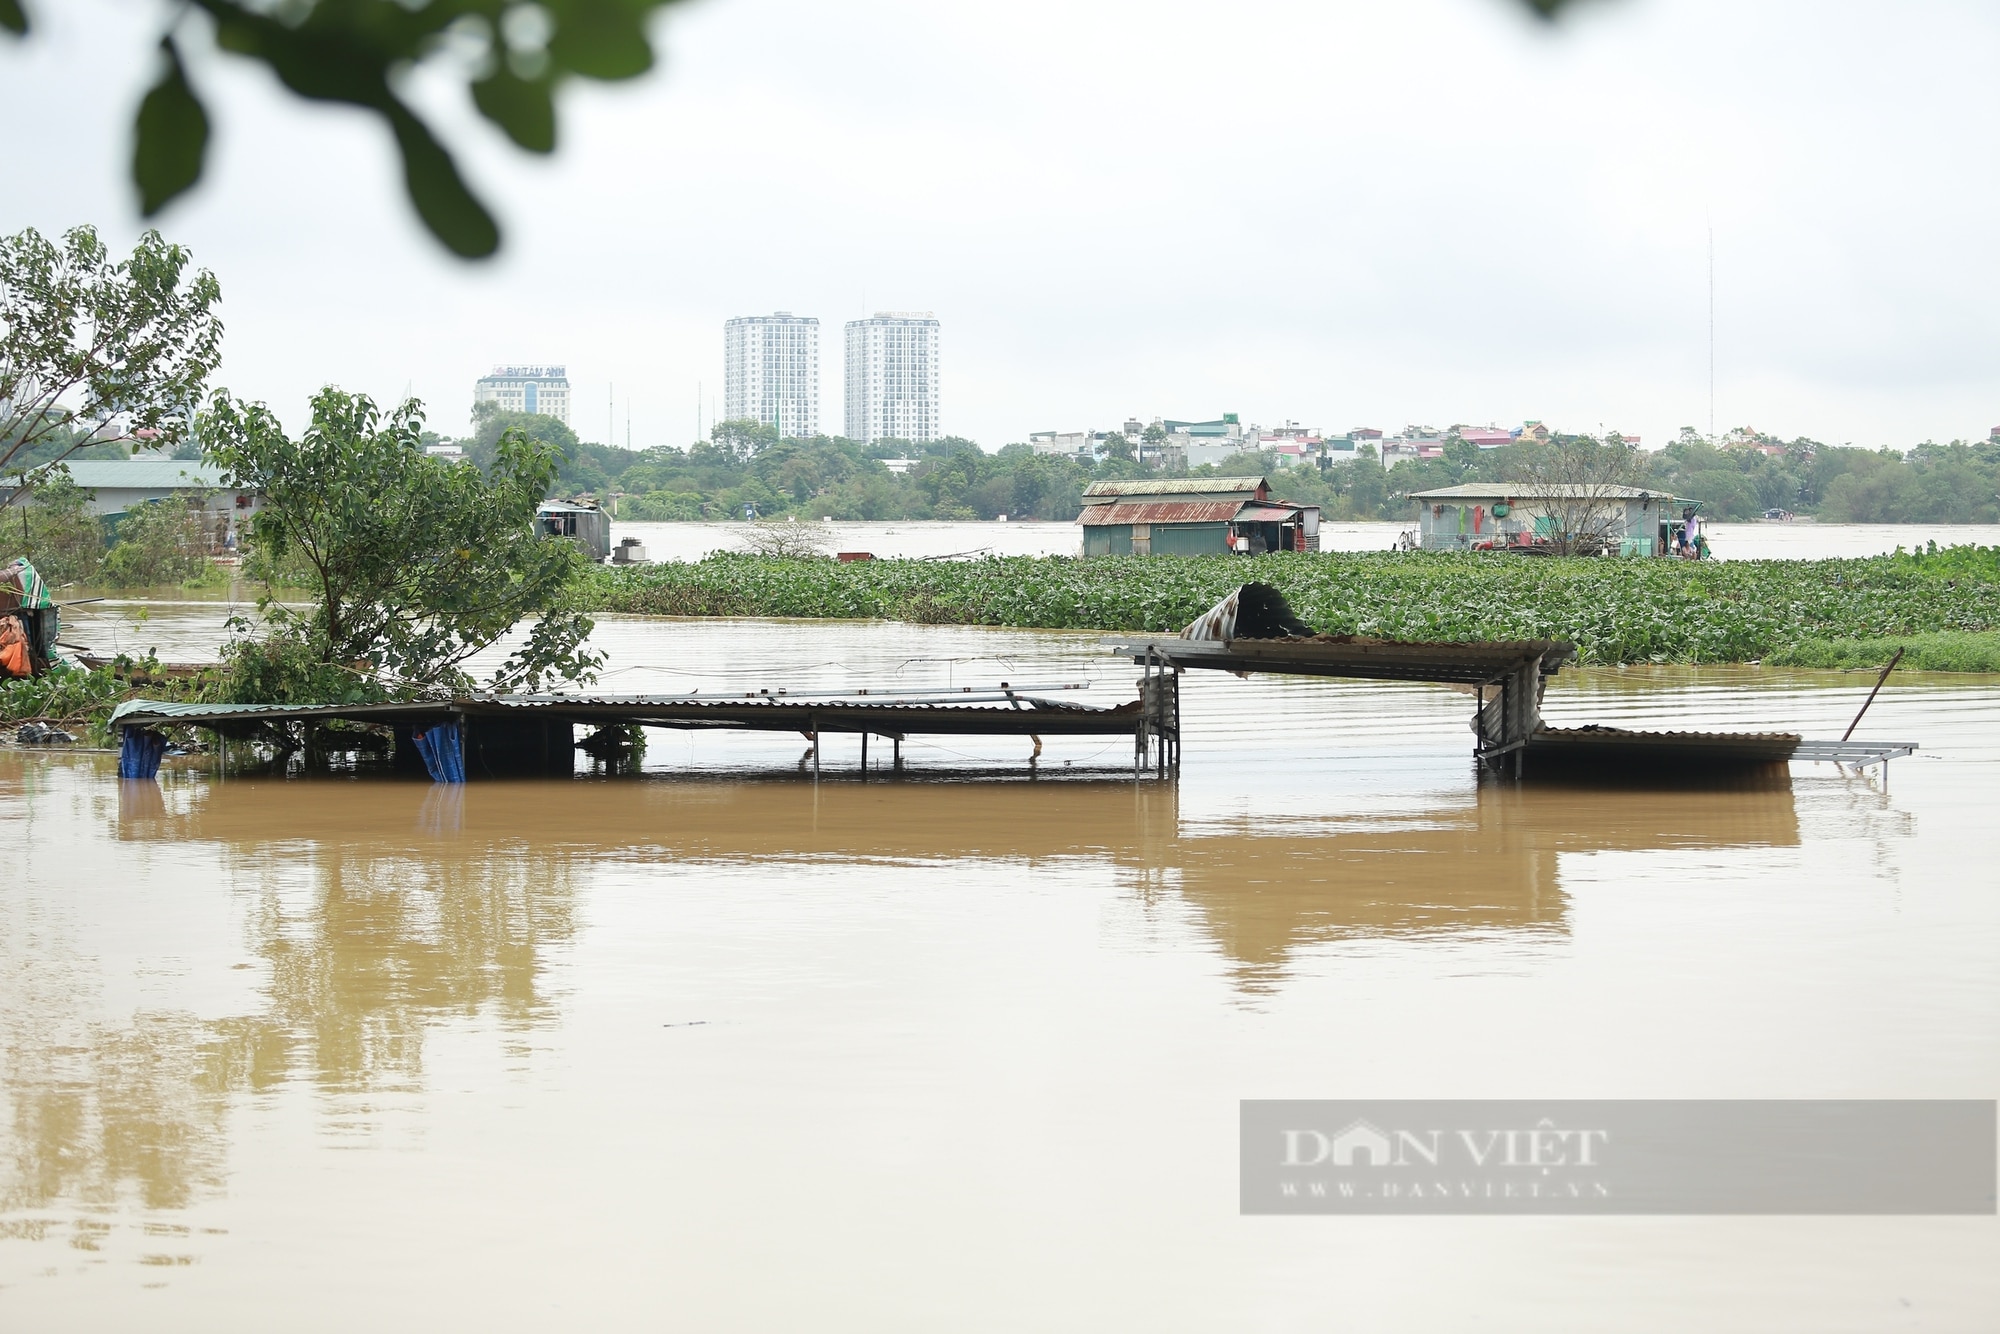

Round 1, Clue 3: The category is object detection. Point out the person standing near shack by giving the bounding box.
[1681,507,1702,559]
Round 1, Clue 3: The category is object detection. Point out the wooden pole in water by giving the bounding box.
[1841,647,1905,742]
[861,732,868,775]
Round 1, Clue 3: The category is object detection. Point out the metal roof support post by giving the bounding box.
[1474,683,1487,766]
[1136,649,1152,780]
[861,732,868,777]
[1153,649,1164,780]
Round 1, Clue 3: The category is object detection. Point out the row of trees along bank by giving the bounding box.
[451,412,2000,526]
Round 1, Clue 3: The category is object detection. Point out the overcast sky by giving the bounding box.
[6,0,1999,452]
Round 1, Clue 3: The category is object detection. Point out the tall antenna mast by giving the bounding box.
[1707,221,1716,442]
[608,382,614,448]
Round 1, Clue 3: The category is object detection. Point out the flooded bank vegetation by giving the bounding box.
[202,388,603,702]
[585,544,2000,668]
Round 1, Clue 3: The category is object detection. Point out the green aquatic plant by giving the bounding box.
[0,657,217,744]
[1766,631,2000,673]
[583,547,2000,668]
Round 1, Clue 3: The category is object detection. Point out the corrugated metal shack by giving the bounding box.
[1078,476,1321,556]
[1407,483,1686,555]
[537,500,612,562]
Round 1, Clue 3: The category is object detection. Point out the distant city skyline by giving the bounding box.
[723,313,820,438]
[845,313,940,445]
[473,365,571,427]
[712,310,942,446]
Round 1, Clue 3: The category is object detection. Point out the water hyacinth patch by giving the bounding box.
[583,549,2000,667]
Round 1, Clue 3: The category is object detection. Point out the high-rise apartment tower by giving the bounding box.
[474,365,570,425]
[844,313,940,444]
[723,313,820,438]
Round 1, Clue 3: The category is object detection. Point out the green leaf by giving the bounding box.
[547,0,654,80]
[386,103,501,259]
[472,70,557,153]
[0,0,27,36]
[132,37,210,216]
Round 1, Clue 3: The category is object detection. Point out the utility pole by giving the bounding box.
[608,383,614,448]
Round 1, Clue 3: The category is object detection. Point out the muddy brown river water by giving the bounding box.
[4,619,1998,1330]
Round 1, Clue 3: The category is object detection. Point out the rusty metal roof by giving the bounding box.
[1082,477,1266,498]
[1078,500,1246,526]
[1235,502,1307,521]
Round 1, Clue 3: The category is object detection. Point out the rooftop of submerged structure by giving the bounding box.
[109,687,1146,737]
[1105,634,1576,685]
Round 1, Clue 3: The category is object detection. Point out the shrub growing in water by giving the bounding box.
[11,472,105,585]
[99,495,211,587]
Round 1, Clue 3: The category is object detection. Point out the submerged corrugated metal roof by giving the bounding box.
[63,459,233,491]
[111,691,1141,730]
[1082,476,1266,499]
[1078,500,1245,526]
[1106,636,1576,686]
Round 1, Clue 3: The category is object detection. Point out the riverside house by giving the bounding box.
[1079,476,1321,556]
[58,457,259,548]
[1409,482,1687,555]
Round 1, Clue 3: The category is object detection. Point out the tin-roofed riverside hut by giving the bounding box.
[61,457,260,550]
[1078,476,1320,556]
[537,501,612,563]
[1408,483,1689,556]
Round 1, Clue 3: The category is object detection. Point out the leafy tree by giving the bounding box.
[711,417,778,459]
[1100,432,1134,461]
[12,471,105,584]
[99,494,212,587]
[1,226,222,507]
[466,402,638,494]
[202,387,600,697]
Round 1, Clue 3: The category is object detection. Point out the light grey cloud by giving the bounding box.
[5,0,1997,450]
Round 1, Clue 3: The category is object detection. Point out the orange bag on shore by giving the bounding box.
[0,615,29,679]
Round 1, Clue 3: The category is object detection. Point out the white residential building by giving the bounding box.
[724,313,819,437]
[473,365,570,424]
[845,313,940,444]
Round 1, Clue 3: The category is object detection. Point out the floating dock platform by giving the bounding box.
[110,683,1169,783]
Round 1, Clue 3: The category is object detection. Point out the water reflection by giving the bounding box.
[10,763,1803,1257]
[116,786,581,1093]
[5,767,581,1240]
[117,770,1810,979]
